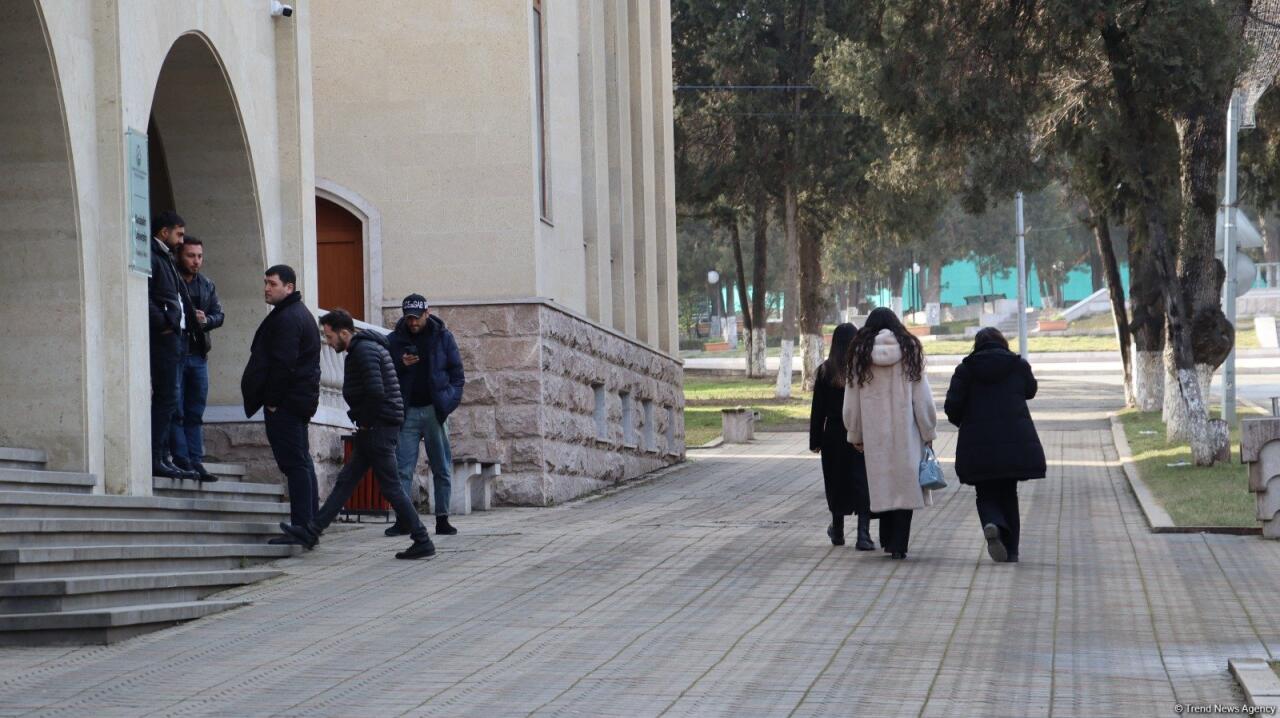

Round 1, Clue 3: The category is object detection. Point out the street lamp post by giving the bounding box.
[1015,191,1028,358]
[707,269,721,338]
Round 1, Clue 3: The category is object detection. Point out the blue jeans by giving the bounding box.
[396,405,452,516]
[170,353,209,464]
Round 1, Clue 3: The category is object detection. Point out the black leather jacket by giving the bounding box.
[182,273,224,358]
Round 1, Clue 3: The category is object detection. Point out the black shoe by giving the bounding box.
[855,515,875,551]
[396,539,437,560]
[384,523,410,537]
[171,456,193,471]
[1007,553,1019,564]
[192,463,219,482]
[890,552,907,560]
[153,459,190,479]
[827,524,845,546]
[279,521,319,550]
[435,516,458,536]
[983,523,1008,563]
[268,534,301,546]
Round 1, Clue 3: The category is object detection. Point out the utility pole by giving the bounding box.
[1223,90,1241,427]
[1015,191,1028,357]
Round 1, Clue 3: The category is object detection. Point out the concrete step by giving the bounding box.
[153,476,285,503]
[0,568,281,614]
[0,447,46,470]
[202,462,248,480]
[0,543,299,580]
[0,599,248,646]
[0,517,281,549]
[0,490,289,522]
[0,467,96,494]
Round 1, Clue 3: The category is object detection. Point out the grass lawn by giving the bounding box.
[1117,408,1265,527]
[684,377,812,447]
[681,323,1259,359]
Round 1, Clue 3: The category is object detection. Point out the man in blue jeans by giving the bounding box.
[388,294,465,537]
[170,236,224,482]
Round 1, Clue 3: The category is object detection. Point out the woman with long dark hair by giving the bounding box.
[841,308,938,559]
[944,327,1045,563]
[809,323,873,549]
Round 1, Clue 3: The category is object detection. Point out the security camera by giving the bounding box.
[270,1,294,17]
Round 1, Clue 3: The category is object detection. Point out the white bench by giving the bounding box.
[446,459,501,516]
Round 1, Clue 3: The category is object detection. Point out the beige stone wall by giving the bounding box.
[390,301,685,506]
[311,0,539,307]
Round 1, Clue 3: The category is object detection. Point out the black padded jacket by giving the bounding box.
[342,330,405,428]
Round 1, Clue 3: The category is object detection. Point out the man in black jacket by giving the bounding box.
[241,265,322,537]
[148,211,200,480]
[169,236,224,481]
[387,294,465,536]
[278,310,435,560]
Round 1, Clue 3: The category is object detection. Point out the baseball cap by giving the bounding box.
[402,294,428,317]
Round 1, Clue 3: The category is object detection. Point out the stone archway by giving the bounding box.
[148,33,264,411]
[0,1,85,470]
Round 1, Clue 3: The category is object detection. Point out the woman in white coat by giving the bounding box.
[842,308,938,559]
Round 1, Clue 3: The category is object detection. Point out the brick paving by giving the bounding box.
[0,376,1276,716]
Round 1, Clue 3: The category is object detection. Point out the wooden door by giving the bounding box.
[316,197,365,321]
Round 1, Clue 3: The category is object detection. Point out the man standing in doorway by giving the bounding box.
[277,310,436,560]
[149,211,200,480]
[388,294,465,536]
[242,265,321,543]
[170,236,224,482]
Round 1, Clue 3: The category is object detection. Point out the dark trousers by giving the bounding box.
[170,350,209,464]
[264,409,319,527]
[149,332,182,463]
[877,509,913,554]
[313,426,428,542]
[975,479,1021,557]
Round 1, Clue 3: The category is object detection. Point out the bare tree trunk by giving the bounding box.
[1088,242,1105,293]
[749,195,769,378]
[797,222,826,391]
[1129,220,1166,411]
[1264,212,1280,264]
[782,180,799,343]
[1163,106,1233,453]
[1090,209,1134,406]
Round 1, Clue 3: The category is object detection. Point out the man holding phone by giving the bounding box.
[388,293,465,537]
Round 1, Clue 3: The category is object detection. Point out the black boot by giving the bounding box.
[384,521,410,537]
[191,462,219,483]
[983,523,1008,563]
[153,456,192,479]
[855,513,875,551]
[827,513,845,546]
[279,521,320,550]
[435,516,458,536]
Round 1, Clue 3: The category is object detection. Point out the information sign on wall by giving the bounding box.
[126,129,151,277]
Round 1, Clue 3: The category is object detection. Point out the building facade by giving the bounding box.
[1,0,682,506]
[1,0,316,495]
[311,0,685,505]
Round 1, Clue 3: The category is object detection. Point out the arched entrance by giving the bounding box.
[148,34,263,412]
[316,197,366,321]
[0,1,85,470]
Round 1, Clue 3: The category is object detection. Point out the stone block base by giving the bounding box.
[395,300,686,506]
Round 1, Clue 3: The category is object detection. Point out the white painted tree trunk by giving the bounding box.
[748,328,767,378]
[800,333,823,391]
[775,340,793,399]
[1133,350,1164,412]
[1162,354,1214,444]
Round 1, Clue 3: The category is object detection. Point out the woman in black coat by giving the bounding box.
[810,323,873,549]
[943,328,1046,563]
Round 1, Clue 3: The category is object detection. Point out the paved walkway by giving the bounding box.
[1,377,1278,716]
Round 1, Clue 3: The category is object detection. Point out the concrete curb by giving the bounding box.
[687,437,724,451]
[1108,413,1262,536]
[1229,658,1280,709]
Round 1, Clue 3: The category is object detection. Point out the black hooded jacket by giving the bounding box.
[342,329,405,428]
[944,343,1046,484]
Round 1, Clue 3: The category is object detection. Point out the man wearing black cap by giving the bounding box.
[388,293,465,536]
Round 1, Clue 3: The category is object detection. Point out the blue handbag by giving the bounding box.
[919,446,947,491]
